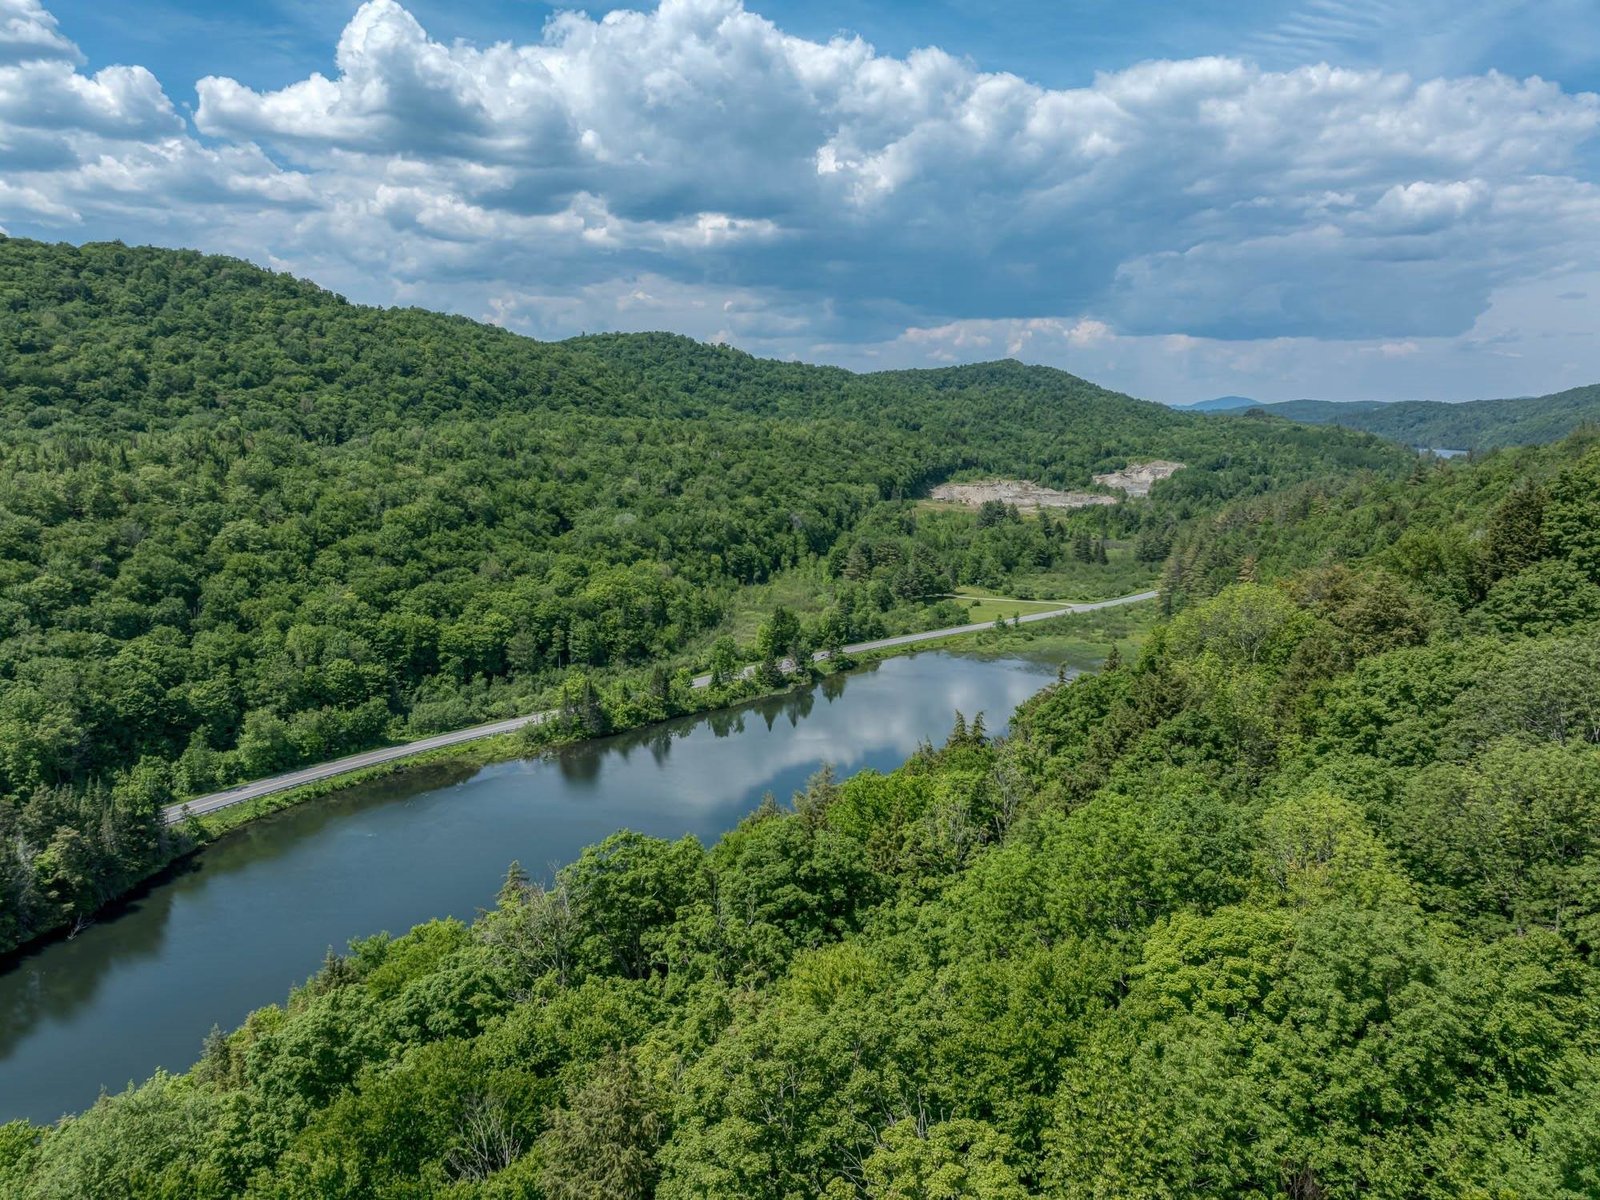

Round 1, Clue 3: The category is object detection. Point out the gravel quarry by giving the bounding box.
[931,461,1186,510]
[1091,460,1187,497]
[929,480,1117,510]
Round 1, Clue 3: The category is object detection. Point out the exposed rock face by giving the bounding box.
[929,480,1118,511]
[930,461,1186,510]
[1091,460,1186,497]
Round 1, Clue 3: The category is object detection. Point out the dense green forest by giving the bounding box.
[1238,383,1600,451]
[0,237,1406,951]
[5,417,1597,1197]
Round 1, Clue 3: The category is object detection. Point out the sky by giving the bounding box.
[3,0,1599,403]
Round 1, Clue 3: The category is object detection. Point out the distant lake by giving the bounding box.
[0,649,1072,1125]
[1421,446,1470,458]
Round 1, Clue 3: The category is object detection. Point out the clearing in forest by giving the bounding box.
[930,461,1186,510]
[928,479,1118,511]
[1091,460,1186,497]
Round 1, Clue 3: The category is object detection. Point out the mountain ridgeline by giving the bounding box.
[1183,394,1260,412]
[0,236,1407,952]
[1203,384,1600,451]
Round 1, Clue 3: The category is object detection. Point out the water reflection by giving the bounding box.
[0,650,1064,1124]
[0,761,485,1062]
[0,883,181,1050]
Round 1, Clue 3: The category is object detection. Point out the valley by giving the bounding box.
[1,238,1597,1199]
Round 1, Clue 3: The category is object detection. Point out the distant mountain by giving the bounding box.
[1182,395,1260,412]
[1265,399,1393,422]
[1243,387,1600,452]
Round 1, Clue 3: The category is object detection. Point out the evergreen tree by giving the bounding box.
[539,1051,664,1199]
[1484,480,1548,581]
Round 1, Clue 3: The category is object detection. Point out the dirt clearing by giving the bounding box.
[929,480,1117,511]
[931,461,1185,510]
[1091,460,1185,497]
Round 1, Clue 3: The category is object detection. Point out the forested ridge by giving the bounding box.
[1241,382,1600,452]
[5,411,1598,1196]
[0,236,1405,951]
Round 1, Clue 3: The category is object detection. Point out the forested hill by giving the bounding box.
[1,237,1393,479]
[7,429,1599,1196]
[1241,384,1600,451]
[0,236,1406,953]
[574,333,1176,448]
[1,236,1150,442]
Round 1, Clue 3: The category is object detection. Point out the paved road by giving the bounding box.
[835,589,1158,654]
[162,713,554,824]
[164,588,1157,826]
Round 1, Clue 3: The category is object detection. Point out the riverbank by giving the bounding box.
[165,590,1157,828]
[9,600,1155,962]
[0,647,1084,1126]
[183,598,1154,838]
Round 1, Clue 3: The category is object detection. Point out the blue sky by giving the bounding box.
[5,0,1600,402]
[45,1,1600,96]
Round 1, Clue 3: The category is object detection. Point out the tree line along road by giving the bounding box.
[163,589,1159,826]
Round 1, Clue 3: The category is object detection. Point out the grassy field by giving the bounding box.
[930,598,1159,664]
[951,588,1079,623]
[717,561,839,644]
[1005,545,1157,601]
[715,551,1157,648]
[913,498,1005,518]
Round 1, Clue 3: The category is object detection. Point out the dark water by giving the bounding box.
[0,651,1066,1125]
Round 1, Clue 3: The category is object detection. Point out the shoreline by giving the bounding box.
[1,601,1156,964]
[161,588,1157,829]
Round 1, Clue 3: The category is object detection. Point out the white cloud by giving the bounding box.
[1370,180,1488,232]
[0,175,71,220]
[1,0,1599,387]
[0,0,78,66]
[0,59,179,137]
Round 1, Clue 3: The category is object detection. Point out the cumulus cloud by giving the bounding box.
[0,59,179,138]
[2,0,1599,365]
[0,0,77,66]
[0,0,312,229]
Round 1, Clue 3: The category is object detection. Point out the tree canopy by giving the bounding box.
[4,302,1599,1195]
[1241,382,1600,453]
[0,236,1406,951]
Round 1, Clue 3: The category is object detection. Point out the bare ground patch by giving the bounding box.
[930,460,1186,510]
[928,480,1118,511]
[1091,460,1186,497]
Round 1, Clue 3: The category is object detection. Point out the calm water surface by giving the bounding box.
[0,650,1067,1124]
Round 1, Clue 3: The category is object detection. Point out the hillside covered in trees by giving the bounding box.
[1237,383,1600,452]
[0,237,1407,952]
[5,414,1598,1196]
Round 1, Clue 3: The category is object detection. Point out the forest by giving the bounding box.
[1241,381,1600,452]
[4,404,1598,1196]
[0,237,1406,952]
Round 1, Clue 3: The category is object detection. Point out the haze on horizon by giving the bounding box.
[2,0,1598,403]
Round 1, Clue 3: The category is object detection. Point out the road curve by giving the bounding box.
[164,588,1158,826]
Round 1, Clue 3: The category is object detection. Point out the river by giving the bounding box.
[0,649,1072,1125]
